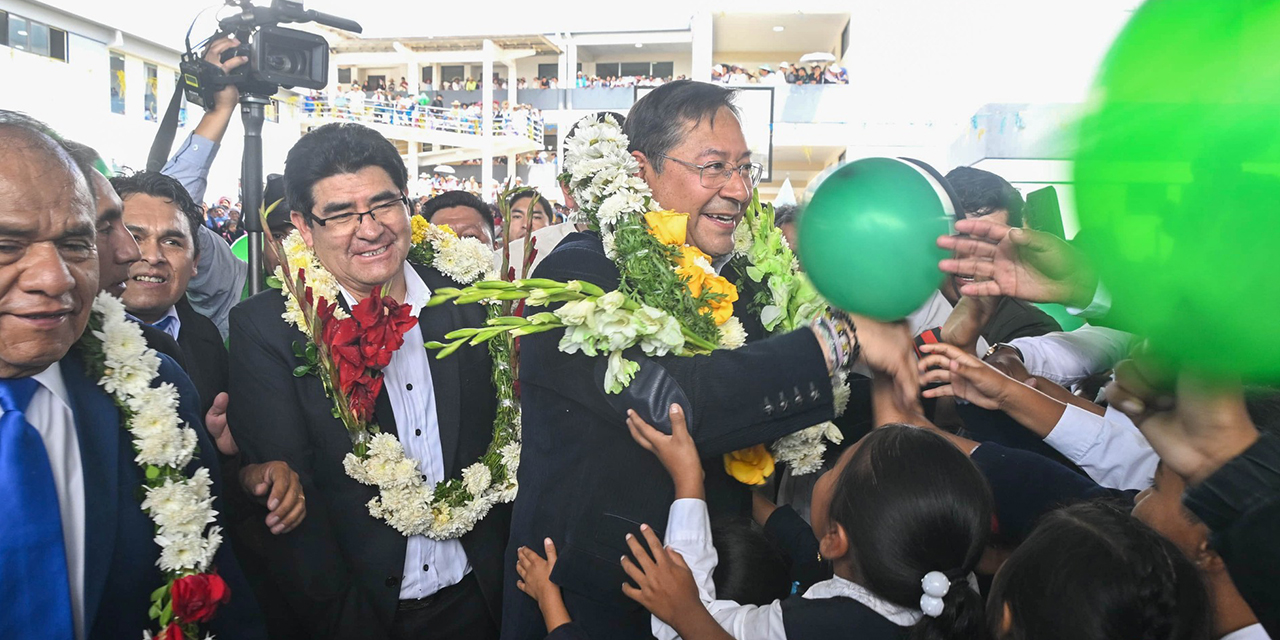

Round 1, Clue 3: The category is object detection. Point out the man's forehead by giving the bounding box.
[122,193,190,233]
[311,167,398,203]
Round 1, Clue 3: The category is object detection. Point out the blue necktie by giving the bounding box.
[0,377,74,639]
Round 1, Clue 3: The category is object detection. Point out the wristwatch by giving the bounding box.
[983,342,1024,362]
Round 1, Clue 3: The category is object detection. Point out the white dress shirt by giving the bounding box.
[1010,324,1137,388]
[1043,403,1158,491]
[653,498,919,640]
[3,365,87,640]
[339,263,470,600]
[1222,623,1272,640]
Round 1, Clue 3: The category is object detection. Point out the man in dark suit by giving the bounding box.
[501,81,903,640]
[0,112,266,639]
[228,122,509,639]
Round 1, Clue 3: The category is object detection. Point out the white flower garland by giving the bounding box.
[278,226,518,540]
[91,293,222,573]
[563,114,657,260]
[83,293,223,639]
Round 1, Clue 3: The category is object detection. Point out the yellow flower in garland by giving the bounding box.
[723,444,775,485]
[410,215,432,245]
[672,245,739,326]
[644,210,688,246]
[703,276,739,325]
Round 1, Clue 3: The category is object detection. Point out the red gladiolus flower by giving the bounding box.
[316,285,418,424]
[161,623,184,640]
[171,572,231,623]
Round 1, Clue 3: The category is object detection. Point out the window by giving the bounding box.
[619,62,650,77]
[595,62,620,78]
[337,67,351,84]
[2,13,66,61]
[420,66,432,85]
[537,63,559,80]
[144,62,159,121]
[652,62,674,79]
[441,65,464,83]
[594,62,672,79]
[109,52,125,115]
[8,14,28,51]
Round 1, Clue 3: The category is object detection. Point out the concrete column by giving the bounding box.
[481,40,496,200]
[431,63,442,91]
[691,10,713,82]
[406,141,420,188]
[565,39,577,109]
[408,61,420,95]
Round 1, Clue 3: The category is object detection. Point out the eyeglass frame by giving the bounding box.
[659,154,764,189]
[306,194,410,228]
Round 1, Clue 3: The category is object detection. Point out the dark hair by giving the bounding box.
[774,204,798,227]
[284,122,408,222]
[832,426,992,640]
[623,80,739,173]
[944,167,1024,227]
[60,139,108,183]
[110,171,203,257]
[989,501,1212,640]
[506,189,553,218]
[420,190,494,238]
[710,517,791,606]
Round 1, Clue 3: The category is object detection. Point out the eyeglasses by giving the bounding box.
[660,154,764,190]
[308,195,409,230]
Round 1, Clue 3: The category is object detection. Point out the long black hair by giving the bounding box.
[989,501,1213,640]
[831,426,993,640]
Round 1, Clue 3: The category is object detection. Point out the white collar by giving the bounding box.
[32,361,72,410]
[339,262,431,316]
[802,576,923,627]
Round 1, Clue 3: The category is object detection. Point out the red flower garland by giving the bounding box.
[317,285,418,422]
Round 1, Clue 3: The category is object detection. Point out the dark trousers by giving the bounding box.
[392,572,498,640]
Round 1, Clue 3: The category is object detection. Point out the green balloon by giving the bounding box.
[797,158,951,320]
[1074,0,1280,380]
[230,234,253,263]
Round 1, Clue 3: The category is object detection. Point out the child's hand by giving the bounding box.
[517,538,572,633]
[621,524,701,627]
[917,342,1018,410]
[516,538,560,604]
[627,405,704,499]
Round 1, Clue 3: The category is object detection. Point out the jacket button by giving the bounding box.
[763,398,774,415]
[385,576,399,587]
[809,382,821,400]
[794,386,804,404]
[778,392,789,412]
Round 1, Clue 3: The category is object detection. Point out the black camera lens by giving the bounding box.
[263,47,308,75]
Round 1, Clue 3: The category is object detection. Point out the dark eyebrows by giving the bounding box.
[126,223,190,243]
[319,190,400,215]
[60,221,96,240]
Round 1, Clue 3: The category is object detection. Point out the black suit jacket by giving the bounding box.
[175,296,229,417]
[228,262,510,639]
[502,232,835,640]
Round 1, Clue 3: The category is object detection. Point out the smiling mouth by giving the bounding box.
[133,274,167,284]
[358,246,389,258]
[703,213,738,225]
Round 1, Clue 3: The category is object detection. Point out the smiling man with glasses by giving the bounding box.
[227,123,508,640]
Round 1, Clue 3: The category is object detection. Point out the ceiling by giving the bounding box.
[710,12,848,54]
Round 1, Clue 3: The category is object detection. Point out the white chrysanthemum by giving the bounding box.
[601,231,617,259]
[142,474,217,536]
[733,218,754,256]
[461,464,492,497]
[499,441,521,475]
[833,374,851,418]
[718,316,748,349]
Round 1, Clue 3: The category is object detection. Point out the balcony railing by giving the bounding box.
[287,98,544,146]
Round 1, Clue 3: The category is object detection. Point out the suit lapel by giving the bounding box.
[60,350,120,635]
[414,264,463,478]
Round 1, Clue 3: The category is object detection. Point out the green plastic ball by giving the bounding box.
[797,157,952,320]
[1074,0,1280,380]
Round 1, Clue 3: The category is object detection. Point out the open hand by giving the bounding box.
[621,524,700,627]
[516,538,561,605]
[627,405,704,497]
[938,219,1097,308]
[239,461,306,534]
[917,342,1019,410]
[1109,361,1258,485]
[204,392,237,456]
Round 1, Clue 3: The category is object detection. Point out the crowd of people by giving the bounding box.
[1,31,1277,640]
[712,62,849,85]
[302,86,545,139]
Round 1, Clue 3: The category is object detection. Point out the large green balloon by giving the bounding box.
[1074,0,1280,380]
[797,158,951,320]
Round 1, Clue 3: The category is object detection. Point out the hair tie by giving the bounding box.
[920,571,951,618]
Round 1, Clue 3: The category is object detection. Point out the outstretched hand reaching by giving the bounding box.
[627,405,704,500]
[938,219,1097,308]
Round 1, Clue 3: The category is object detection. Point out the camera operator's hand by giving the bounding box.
[193,36,249,143]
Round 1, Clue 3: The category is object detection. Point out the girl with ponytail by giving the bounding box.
[614,403,993,640]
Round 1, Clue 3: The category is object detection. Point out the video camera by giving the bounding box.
[180,0,361,108]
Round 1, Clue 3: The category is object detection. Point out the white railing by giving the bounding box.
[286,98,544,146]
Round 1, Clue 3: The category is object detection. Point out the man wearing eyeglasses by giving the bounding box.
[503,81,871,640]
[227,123,508,640]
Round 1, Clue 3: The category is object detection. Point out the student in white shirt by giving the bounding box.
[606,403,992,640]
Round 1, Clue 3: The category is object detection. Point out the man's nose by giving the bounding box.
[719,168,751,205]
[20,243,79,298]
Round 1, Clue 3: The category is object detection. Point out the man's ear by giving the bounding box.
[290,211,314,248]
[632,150,652,179]
[818,521,849,562]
